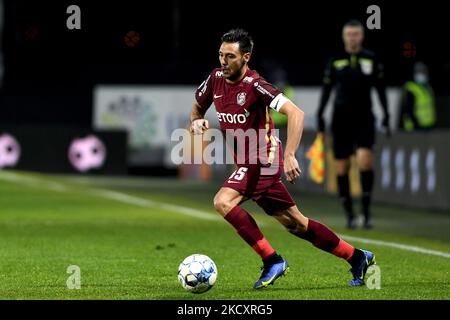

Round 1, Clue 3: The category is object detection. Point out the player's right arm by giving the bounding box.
[190,73,214,135]
[190,102,209,135]
[317,57,335,133]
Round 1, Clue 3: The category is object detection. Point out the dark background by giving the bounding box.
[1,0,449,126]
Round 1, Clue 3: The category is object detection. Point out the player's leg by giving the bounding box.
[272,206,361,264]
[213,187,279,262]
[256,180,375,286]
[214,186,287,289]
[356,147,375,229]
[335,157,355,228]
[355,119,376,229]
[271,205,375,286]
[272,205,356,261]
[332,120,356,228]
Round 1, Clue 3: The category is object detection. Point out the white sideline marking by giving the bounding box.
[95,189,222,221]
[0,171,68,192]
[94,188,271,226]
[1,171,449,259]
[340,234,450,259]
[60,188,450,259]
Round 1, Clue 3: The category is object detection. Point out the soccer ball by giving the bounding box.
[177,254,218,294]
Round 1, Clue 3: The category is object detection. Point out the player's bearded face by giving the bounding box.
[219,42,249,81]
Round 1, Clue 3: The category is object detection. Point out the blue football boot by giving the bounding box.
[253,255,289,289]
[349,250,376,286]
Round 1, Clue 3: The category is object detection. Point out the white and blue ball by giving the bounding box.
[178,254,218,293]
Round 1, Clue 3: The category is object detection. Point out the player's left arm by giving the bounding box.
[278,100,305,184]
[254,78,304,183]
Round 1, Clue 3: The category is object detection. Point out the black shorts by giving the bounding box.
[331,115,375,159]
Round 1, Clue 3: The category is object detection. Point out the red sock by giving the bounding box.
[332,239,355,261]
[224,206,275,260]
[300,219,355,260]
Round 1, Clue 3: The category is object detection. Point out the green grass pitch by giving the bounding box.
[0,171,449,299]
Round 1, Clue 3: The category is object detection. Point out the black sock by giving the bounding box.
[337,174,353,220]
[360,170,374,221]
[263,252,282,264]
[349,248,364,267]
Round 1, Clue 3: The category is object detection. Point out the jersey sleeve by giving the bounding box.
[373,54,389,117]
[322,57,336,85]
[317,57,335,122]
[195,72,214,111]
[253,77,290,112]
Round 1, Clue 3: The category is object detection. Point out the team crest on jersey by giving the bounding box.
[237,92,246,106]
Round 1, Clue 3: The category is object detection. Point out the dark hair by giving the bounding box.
[221,28,254,54]
[343,19,364,30]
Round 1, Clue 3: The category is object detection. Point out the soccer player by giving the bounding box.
[317,20,390,229]
[189,28,375,288]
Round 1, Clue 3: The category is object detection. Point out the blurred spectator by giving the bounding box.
[398,62,437,131]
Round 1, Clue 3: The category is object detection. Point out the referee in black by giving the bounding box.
[317,20,390,229]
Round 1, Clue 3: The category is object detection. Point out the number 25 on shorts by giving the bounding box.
[229,167,248,181]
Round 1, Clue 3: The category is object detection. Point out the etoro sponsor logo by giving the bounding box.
[217,111,249,124]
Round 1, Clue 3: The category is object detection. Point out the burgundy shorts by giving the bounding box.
[222,164,296,215]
